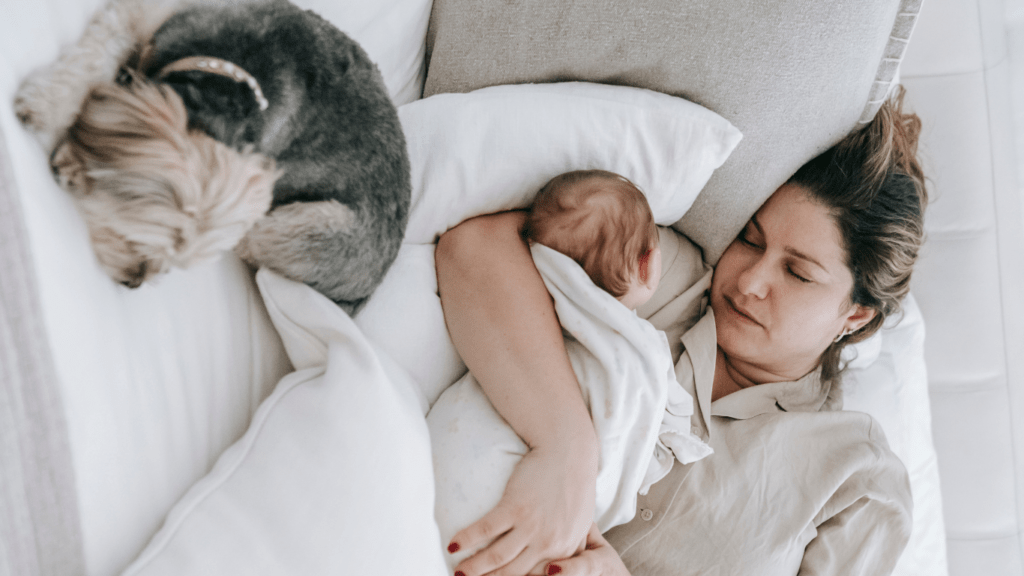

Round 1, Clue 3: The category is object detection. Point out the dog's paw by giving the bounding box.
[12,93,37,128]
[13,79,51,132]
[235,201,357,278]
[12,72,83,143]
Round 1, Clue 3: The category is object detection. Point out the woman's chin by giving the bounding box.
[716,321,762,361]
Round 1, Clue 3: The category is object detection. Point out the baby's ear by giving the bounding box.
[637,249,651,282]
[638,247,661,283]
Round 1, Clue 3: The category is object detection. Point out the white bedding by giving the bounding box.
[121,268,448,576]
[0,0,432,572]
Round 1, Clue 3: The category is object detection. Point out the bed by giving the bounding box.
[1,0,1021,574]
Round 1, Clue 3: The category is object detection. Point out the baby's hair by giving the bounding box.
[522,170,659,298]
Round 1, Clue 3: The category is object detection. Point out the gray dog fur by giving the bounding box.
[144,1,410,312]
[16,0,411,314]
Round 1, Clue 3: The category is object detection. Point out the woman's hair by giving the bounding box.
[788,86,928,385]
[522,170,659,298]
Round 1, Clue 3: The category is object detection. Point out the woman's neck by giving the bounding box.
[711,346,814,402]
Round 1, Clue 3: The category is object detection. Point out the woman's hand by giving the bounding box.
[449,444,596,576]
[541,523,632,576]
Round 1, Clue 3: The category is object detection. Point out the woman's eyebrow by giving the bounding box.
[785,246,827,272]
[751,214,828,272]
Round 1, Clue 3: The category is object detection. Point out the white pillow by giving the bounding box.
[843,294,948,576]
[399,82,743,244]
[121,270,447,576]
[355,244,466,411]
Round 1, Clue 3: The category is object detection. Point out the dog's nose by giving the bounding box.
[115,66,134,86]
[120,261,149,289]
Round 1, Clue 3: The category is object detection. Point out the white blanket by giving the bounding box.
[428,244,711,568]
[121,267,449,576]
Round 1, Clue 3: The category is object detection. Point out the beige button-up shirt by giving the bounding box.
[611,230,913,575]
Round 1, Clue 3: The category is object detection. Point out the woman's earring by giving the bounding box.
[833,328,852,344]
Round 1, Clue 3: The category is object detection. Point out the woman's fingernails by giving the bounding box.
[547,565,563,575]
[447,542,460,553]
[454,572,466,576]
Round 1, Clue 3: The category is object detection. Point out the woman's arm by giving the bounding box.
[435,211,599,576]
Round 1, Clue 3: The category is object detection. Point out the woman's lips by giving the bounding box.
[725,296,764,328]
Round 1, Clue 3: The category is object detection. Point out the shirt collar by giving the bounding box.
[681,308,833,425]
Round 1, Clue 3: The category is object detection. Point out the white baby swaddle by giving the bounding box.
[428,244,711,568]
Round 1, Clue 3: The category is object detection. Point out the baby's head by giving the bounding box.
[523,170,661,310]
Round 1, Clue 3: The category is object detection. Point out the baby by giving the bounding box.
[428,170,709,570]
[521,169,662,312]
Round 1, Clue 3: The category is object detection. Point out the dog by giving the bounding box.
[14,0,411,314]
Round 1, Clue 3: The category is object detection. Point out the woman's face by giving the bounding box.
[710,183,874,380]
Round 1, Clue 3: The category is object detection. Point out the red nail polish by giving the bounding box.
[454,572,466,576]
[547,565,563,575]
[447,542,460,553]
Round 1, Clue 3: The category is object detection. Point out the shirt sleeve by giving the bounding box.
[798,419,914,576]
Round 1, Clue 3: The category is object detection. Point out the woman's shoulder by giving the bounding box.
[659,226,708,286]
[637,227,710,318]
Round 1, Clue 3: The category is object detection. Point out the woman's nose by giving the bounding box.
[736,255,770,299]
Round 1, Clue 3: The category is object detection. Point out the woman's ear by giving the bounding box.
[843,304,877,332]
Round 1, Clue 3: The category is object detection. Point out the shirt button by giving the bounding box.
[640,508,654,521]
[691,425,701,436]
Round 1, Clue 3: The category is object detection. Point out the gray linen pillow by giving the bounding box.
[423,0,922,261]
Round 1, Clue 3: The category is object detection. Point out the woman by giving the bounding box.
[434,88,926,576]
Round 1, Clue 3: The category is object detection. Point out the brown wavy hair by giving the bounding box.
[788,86,928,385]
[523,170,659,297]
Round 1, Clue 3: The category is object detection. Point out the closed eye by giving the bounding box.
[788,266,812,283]
[739,229,763,250]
